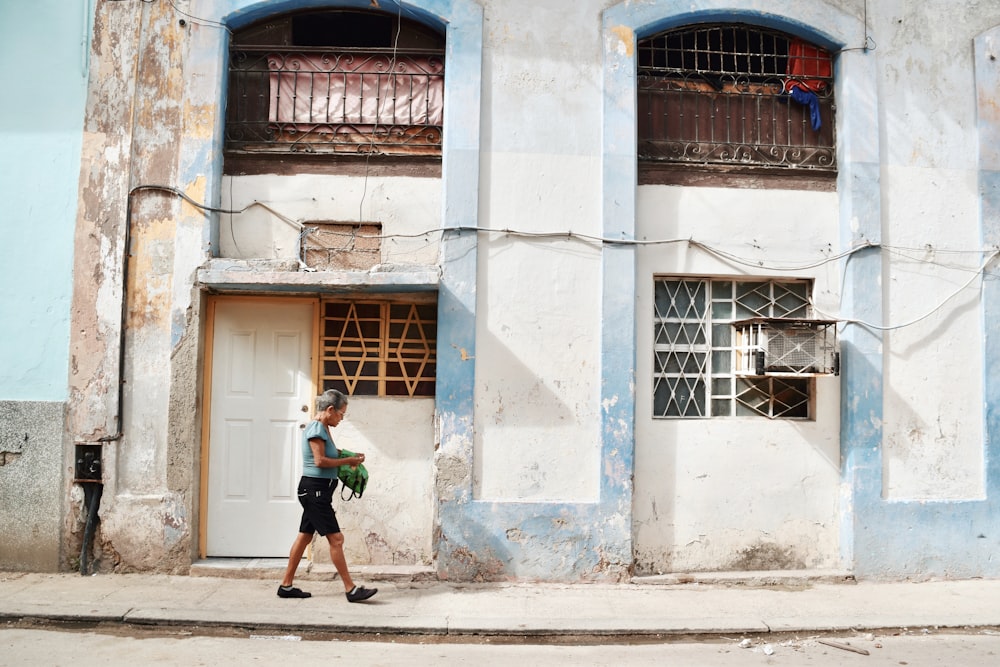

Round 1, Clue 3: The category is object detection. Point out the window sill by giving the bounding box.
[197,258,440,296]
[224,151,442,178]
[639,161,837,191]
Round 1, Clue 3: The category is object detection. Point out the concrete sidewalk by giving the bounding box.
[3,568,1000,639]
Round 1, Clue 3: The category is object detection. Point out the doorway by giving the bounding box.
[201,295,437,565]
[203,298,316,556]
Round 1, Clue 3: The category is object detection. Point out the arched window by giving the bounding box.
[225,10,445,158]
[638,24,835,176]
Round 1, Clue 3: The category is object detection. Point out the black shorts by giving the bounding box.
[296,476,341,536]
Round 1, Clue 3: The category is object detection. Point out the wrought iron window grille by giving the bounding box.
[226,46,445,157]
[653,278,816,419]
[638,24,836,171]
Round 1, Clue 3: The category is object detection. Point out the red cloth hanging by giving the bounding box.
[784,39,832,93]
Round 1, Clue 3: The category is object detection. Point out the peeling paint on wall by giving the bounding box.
[442,543,508,582]
[608,25,635,57]
[43,0,1000,585]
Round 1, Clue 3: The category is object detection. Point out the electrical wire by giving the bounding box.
[130,184,241,214]
[689,238,874,271]
[811,249,1000,332]
[836,0,876,54]
[131,184,1000,333]
[166,0,231,33]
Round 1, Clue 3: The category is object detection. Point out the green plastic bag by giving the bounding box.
[337,449,369,500]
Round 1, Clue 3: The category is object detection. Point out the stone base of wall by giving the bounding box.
[0,401,65,571]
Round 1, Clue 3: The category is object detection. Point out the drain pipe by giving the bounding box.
[75,185,244,574]
[79,482,103,575]
[73,188,137,575]
[75,445,103,575]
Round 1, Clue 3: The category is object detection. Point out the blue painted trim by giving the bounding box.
[834,40,882,571]
[604,0,885,577]
[981,26,1000,529]
[432,0,637,583]
[843,26,1000,579]
[222,0,447,32]
[635,11,841,51]
[605,0,852,49]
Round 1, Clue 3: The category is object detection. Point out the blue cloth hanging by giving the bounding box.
[788,85,822,131]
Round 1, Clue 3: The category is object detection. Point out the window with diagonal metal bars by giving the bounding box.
[653,278,813,418]
[638,24,835,171]
[321,298,436,397]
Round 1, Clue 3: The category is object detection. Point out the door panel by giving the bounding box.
[207,300,313,556]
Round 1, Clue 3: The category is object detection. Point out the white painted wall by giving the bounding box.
[63,0,1000,578]
[221,174,443,267]
[634,186,842,573]
[323,397,436,565]
[474,232,603,501]
[872,3,986,501]
[472,0,605,501]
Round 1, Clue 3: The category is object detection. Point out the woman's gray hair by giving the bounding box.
[316,388,348,412]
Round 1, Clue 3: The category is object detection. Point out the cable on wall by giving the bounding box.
[836,0,877,54]
[101,184,260,442]
[811,249,1000,332]
[140,185,1000,335]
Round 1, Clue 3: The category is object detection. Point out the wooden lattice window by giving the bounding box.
[321,298,436,397]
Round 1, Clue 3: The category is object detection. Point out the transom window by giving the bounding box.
[321,298,436,397]
[653,278,813,419]
[638,24,835,172]
[226,10,445,157]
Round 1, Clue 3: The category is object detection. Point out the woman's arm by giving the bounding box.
[308,438,365,468]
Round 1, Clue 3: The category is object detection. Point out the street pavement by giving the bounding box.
[2,565,999,639]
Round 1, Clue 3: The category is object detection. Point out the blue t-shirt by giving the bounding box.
[301,420,338,479]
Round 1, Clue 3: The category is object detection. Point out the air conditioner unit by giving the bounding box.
[733,318,839,376]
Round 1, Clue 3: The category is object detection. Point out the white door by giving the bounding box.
[207,299,314,556]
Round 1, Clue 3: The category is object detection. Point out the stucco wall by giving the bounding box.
[0,2,86,402]
[221,174,442,266]
[471,3,604,497]
[633,187,842,573]
[875,5,986,501]
[0,402,65,571]
[473,0,604,502]
[0,2,88,571]
[67,0,203,573]
[44,0,1000,582]
[310,397,436,565]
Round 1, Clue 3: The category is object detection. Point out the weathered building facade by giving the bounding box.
[4,0,1000,582]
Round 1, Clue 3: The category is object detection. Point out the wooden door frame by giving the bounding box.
[198,295,320,559]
